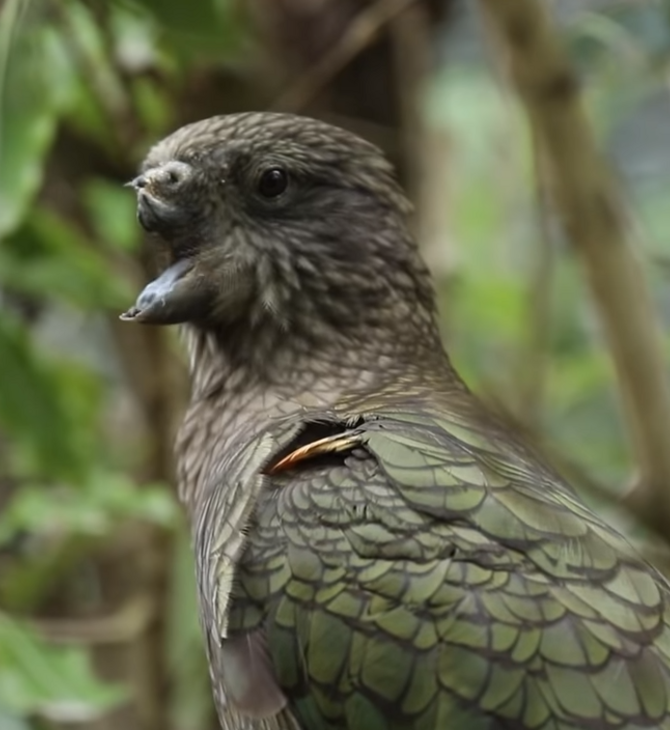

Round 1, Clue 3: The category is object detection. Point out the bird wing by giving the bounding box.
[194,421,303,725]
[213,407,670,730]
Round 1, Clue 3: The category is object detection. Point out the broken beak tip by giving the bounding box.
[119,307,140,322]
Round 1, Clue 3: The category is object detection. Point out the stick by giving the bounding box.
[478,0,670,534]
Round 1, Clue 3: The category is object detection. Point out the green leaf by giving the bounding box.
[0,3,75,238]
[127,0,247,56]
[0,474,177,610]
[131,76,174,138]
[87,471,178,529]
[0,314,85,481]
[0,614,125,721]
[130,0,220,35]
[1,206,133,309]
[83,178,141,252]
[0,473,177,546]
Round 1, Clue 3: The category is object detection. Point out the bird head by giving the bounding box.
[121,113,436,357]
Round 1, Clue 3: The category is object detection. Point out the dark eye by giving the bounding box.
[258,167,288,198]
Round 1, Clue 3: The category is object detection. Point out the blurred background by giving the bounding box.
[2,0,670,729]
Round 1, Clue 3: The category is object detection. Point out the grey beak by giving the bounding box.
[120,258,203,324]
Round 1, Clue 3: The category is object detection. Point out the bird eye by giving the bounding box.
[258,167,288,198]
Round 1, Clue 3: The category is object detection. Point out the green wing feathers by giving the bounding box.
[213,410,670,730]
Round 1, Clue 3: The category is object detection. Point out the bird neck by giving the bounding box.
[182,320,450,401]
[174,322,455,509]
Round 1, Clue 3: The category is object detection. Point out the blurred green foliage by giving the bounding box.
[2,0,670,729]
[0,613,125,726]
[0,0,220,726]
[430,2,670,490]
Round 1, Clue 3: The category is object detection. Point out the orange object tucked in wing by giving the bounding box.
[266,431,362,475]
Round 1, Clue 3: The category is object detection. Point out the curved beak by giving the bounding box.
[120,258,209,325]
[122,161,211,325]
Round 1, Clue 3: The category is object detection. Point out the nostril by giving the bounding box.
[128,175,147,189]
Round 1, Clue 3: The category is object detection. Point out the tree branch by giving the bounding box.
[272,0,419,112]
[477,0,670,535]
[514,125,555,429]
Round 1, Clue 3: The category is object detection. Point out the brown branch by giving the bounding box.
[27,594,156,645]
[477,0,670,536]
[317,112,400,153]
[514,126,555,429]
[272,0,419,112]
[389,0,432,201]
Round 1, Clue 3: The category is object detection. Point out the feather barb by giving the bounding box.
[265,431,362,474]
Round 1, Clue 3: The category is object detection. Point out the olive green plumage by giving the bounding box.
[218,400,670,730]
[123,112,670,730]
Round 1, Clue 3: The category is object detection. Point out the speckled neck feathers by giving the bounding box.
[175,286,452,510]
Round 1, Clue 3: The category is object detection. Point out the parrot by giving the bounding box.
[121,112,670,730]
